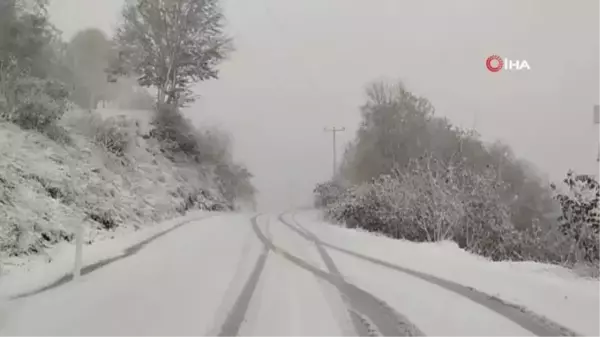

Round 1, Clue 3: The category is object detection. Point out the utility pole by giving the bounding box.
[594,105,599,160]
[324,127,345,178]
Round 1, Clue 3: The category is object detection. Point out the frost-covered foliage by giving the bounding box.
[339,80,557,232]
[0,107,240,259]
[112,0,232,107]
[0,0,61,79]
[0,0,254,265]
[321,159,598,267]
[313,180,346,208]
[323,154,522,261]
[67,111,134,157]
[0,65,70,141]
[551,172,599,265]
[149,104,256,209]
[317,79,598,274]
[0,0,73,143]
[150,104,207,162]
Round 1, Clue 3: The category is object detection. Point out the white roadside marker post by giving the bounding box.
[73,216,87,281]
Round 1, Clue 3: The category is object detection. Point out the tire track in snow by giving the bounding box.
[275,214,383,336]
[252,214,423,336]
[271,214,371,336]
[205,215,261,336]
[287,212,581,337]
[217,214,271,336]
[278,213,423,336]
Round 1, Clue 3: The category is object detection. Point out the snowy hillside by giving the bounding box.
[0,107,231,276]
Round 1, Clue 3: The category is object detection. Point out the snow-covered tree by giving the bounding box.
[0,0,59,78]
[112,0,232,107]
[0,0,70,138]
[335,79,557,233]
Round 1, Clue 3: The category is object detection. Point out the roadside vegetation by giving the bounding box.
[0,0,255,265]
[314,80,599,277]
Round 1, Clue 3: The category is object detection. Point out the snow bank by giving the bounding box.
[0,210,213,299]
[297,210,600,336]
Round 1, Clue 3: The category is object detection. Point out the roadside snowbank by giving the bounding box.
[0,210,213,299]
[296,210,600,336]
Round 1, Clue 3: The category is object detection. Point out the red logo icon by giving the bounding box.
[486,55,503,72]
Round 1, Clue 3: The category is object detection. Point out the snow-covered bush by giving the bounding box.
[324,182,396,235]
[148,104,254,208]
[0,105,242,261]
[0,67,70,140]
[319,161,599,269]
[551,171,599,265]
[315,79,596,273]
[92,116,133,157]
[313,180,346,208]
[318,154,563,262]
[149,104,201,162]
[63,111,135,157]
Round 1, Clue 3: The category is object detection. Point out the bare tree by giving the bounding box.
[112,0,232,107]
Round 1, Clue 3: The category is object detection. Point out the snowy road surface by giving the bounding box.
[0,211,597,336]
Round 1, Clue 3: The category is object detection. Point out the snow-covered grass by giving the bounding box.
[0,210,212,299]
[296,210,600,336]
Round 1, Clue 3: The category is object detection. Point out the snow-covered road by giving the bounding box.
[0,212,597,336]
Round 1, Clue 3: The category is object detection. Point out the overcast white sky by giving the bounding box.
[49,0,599,211]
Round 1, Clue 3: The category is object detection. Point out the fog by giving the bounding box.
[49,0,599,211]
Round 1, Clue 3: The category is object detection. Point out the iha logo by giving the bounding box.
[486,55,531,72]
